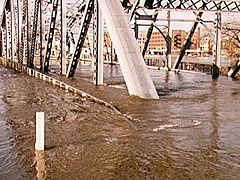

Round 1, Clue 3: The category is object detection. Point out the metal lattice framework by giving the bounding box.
[19,0,28,64]
[44,0,60,72]
[66,0,94,77]
[148,0,240,12]
[1,0,240,99]
[29,0,40,68]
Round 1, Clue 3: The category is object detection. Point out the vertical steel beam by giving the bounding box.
[19,0,27,64]
[1,26,4,57]
[167,10,172,70]
[0,26,2,57]
[110,41,113,64]
[44,0,59,72]
[12,0,19,62]
[134,15,138,39]
[5,21,9,60]
[93,0,103,85]
[10,0,15,62]
[212,12,221,77]
[5,10,10,61]
[40,0,45,71]
[17,0,21,62]
[27,0,31,67]
[173,11,203,69]
[60,0,67,75]
[29,0,41,69]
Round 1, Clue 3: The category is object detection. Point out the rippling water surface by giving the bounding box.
[0,69,25,179]
[0,65,240,179]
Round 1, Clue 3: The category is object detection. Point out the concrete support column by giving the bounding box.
[40,0,45,71]
[167,10,172,70]
[212,12,221,77]
[60,0,67,75]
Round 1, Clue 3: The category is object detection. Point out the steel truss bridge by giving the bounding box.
[0,0,240,99]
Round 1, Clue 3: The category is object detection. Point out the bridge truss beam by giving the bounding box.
[44,0,60,73]
[148,0,240,13]
[29,0,40,68]
[228,61,240,78]
[173,11,204,70]
[92,0,103,85]
[66,0,94,78]
[2,0,240,98]
[19,0,27,64]
[39,0,45,71]
[60,0,67,75]
[141,12,159,58]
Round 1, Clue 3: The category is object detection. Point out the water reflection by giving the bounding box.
[210,79,220,153]
[0,68,25,179]
[34,151,46,180]
[203,79,220,178]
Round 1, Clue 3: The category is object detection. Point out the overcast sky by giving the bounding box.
[0,0,239,30]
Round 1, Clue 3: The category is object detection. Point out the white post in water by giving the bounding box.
[35,112,45,151]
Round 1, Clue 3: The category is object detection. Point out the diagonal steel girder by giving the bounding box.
[228,61,240,78]
[145,0,240,13]
[141,12,159,58]
[173,14,204,69]
[44,0,59,73]
[66,0,94,78]
[173,8,205,69]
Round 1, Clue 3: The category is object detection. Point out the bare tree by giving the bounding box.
[222,21,240,64]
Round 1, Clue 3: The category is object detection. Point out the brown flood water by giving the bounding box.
[0,65,240,179]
